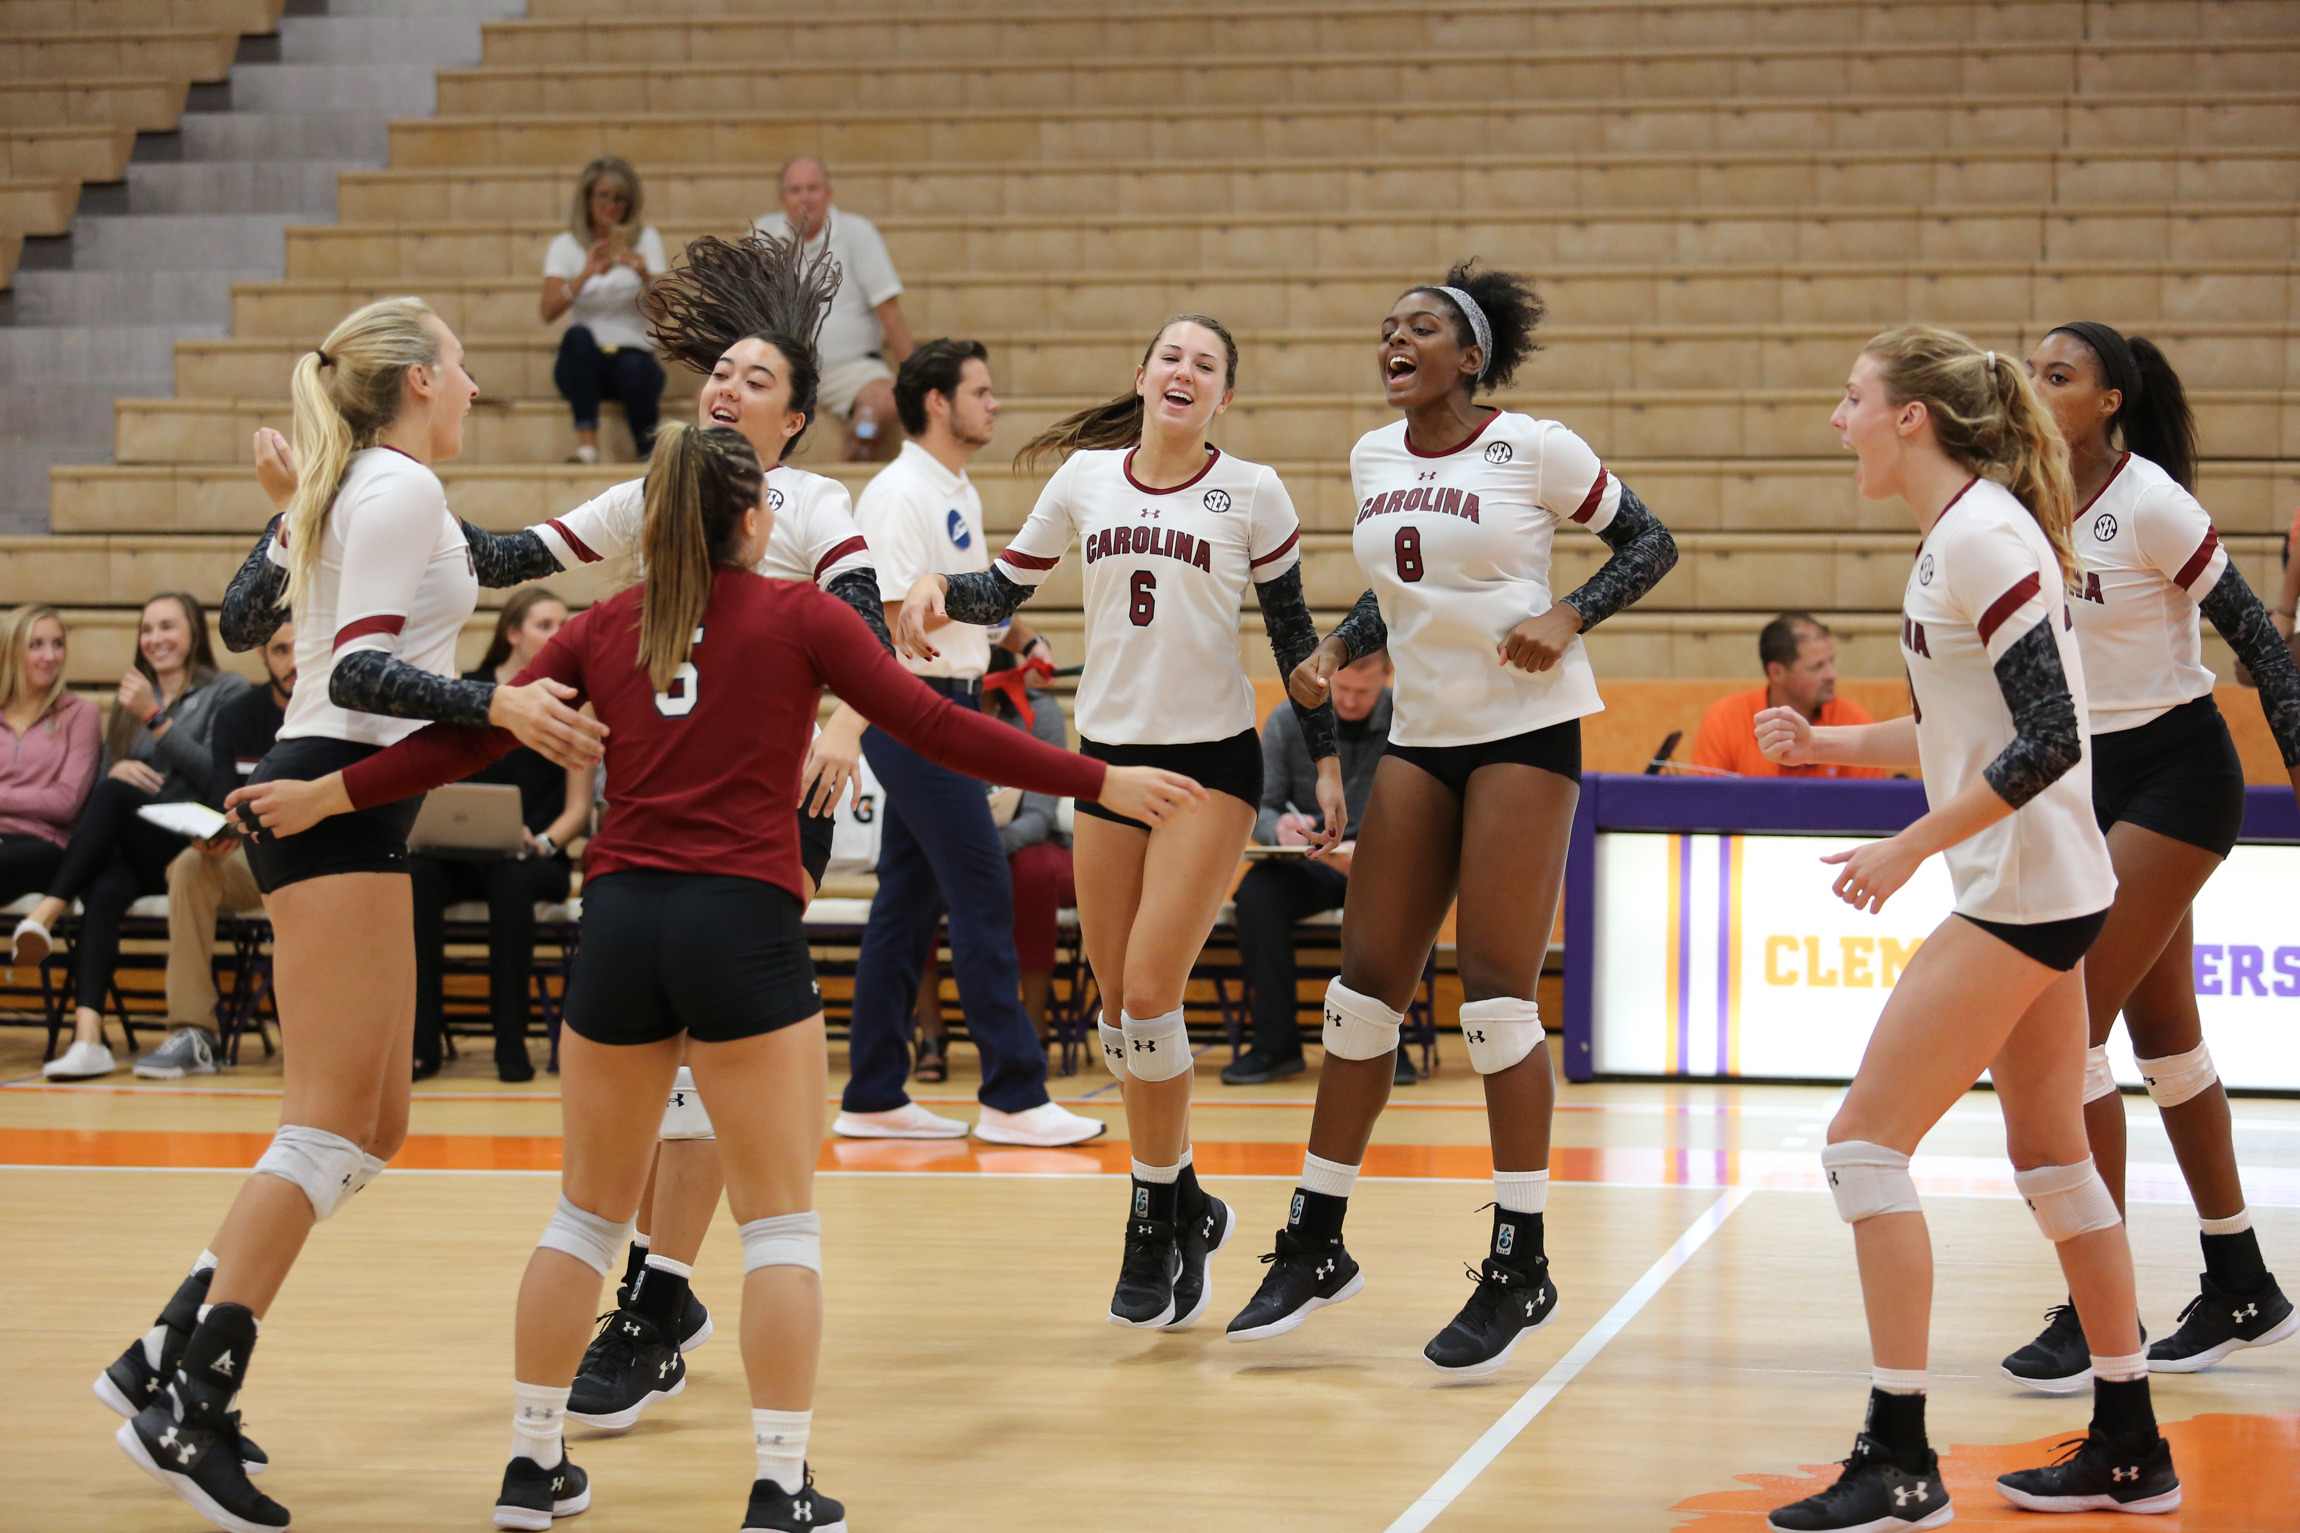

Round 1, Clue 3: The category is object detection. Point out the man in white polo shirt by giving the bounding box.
[752,155,914,461]
[838,339,1104,1148]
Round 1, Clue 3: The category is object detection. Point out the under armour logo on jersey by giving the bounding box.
[1496,1222,1516,1256]
[1917,554,1936,586]
[2235,1302,2259,1322]
[1894,1484,1929,1505]
[2112,1466,2138,1482]
[1483,441,1513,464]
[1203,489,1232,513]
[210,1350,235,1377]
[946,508,972,548]
[2093,512,2119,542]
[766,488,786,511]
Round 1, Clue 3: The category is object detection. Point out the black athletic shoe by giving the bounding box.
[744,1466,849,1532]
[492,1453,592,1530]
[118,1385,288,1533]
[1767,1434,1950,1531]
[1995,1430,2181,1515]
[1166,1192,1234,1330]
[615,1275,713,1354]
[94,1268,268,1474]
[2148,1271,2297,1372]
[1218,1050,1305,1086]
[568,1308,686,1430]
[2002,1301,2146,1394]
[1226,1226,1364,1341]
[1110,1216,1180,1328]
[1424,1254,1559,1376]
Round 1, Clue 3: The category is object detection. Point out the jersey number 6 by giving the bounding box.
[1395,526,1424,583]
[1128,569,1156,627]
[654,624,704,717]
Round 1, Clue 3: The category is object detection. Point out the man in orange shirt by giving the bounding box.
[1690,613,1887,779]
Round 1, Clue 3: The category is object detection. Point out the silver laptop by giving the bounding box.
[407,783,528,859]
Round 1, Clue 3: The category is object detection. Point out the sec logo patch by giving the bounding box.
[1203,489,1232,513]
[1917,554,1935,586]
[1484,442,1513,464]
[2092,512,2118,542]
[945,508,972,549]
[766,488,786,512]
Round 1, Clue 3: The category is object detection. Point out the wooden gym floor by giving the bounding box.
[2,1030,2293,1531]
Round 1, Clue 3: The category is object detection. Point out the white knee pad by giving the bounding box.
[660,1065,716,1141]
[1821,1140,1922,1223]
[2138,1041,2216,1109]
[1321,980,1403,1061]
[1121,1008,1191,1082]
[2015,1158,2122,1242]
[253,1125,369,1222]
[1458,996,1543,1075]
[1097,1022,1127,1077]
[537,1195,635,1277]
[740,1211,823,1276]
[2081,1045,2118,1105]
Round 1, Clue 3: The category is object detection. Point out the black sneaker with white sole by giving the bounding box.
[614,1276,712,1353]
[1423,1254,1559,1376]
[1226,1227,1363,1341]
[1767,1434,1950,1532]
[1995,1430,2181,1515]
[1166,1191,1233,1330]
[492,1453,592,1530]
[744,1467,848,1533]
[95,1267,269,1474]
[1110,1215,1180,1328]
[116,1303,288,1533]
[2004,1300,2142,1394]
[2147,1271,2297,1372]
[567,1308,686,1430]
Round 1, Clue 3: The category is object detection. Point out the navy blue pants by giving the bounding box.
[553,325,664,455]
[845,710,1050,1115]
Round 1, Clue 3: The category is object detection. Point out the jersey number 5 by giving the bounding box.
[1394,526,1424,583]
[1128,569,1156,627]
[654,624,704,717]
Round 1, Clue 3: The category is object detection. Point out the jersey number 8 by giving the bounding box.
[654,624,704,717]
[1394,527,1424,583]
[1129,569,1156,627]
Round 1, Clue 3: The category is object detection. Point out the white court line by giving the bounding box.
[1383,1185,1755,1533]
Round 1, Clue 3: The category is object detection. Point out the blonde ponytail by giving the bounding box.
[1863,324,2077,583]
[637,422,764,691]
[283,297,445,607]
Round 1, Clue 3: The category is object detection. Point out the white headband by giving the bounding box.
[1435,286,1493,379]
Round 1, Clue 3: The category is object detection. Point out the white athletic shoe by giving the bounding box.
[972,1102,1107,1147]
[43,1039,116,1079]
[830,1102,968,1139]
[10,915,51,970]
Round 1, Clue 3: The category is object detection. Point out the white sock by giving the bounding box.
[2091,1351,2147,1383]
[1131,1159,1182,1184]
[1493,1169,1550,1215]
[512,1380,569,1469]
[2200,1208,2252,1236]
[753,1407,811,1494]
[642,1253,693,1279]
[192,1249,219,1275]
[1177,1145,1193,1170]
[1871,1366,1927,1394]
[1299,1152,1358,1199]
[632,1231,651,1251]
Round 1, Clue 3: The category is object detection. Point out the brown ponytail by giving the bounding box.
[1014,313,1238,473]
[636,422,764,691]
[1863,324,2078,584]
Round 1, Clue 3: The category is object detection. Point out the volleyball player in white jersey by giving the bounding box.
[1994,321,2300,1390]
[896,314,1345,1328]
[99,299,605,1533]
[1225,263,1677,1376]
[1757,327,2179,1529]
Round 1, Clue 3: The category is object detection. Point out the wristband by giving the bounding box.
[533,833,558,860]
[144,707,165,728]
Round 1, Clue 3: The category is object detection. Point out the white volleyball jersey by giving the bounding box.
[529,463,871,590]
[2067,452,2229,735]
[1350,410,1623,747]
[1900,477,2115,923]
[995,446,1302,745]
[273,447,479,747]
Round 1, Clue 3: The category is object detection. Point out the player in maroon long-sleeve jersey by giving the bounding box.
[229,424,1202,1533]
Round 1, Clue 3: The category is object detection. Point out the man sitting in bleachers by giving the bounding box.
[1221,650,1394,1087]
[138,621,296,1079]
[1688,612,1886,780]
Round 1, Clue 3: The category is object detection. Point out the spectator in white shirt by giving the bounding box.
[751,156,914,462]
[541,156,669,465]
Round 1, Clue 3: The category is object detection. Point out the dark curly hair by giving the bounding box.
[642,230,843,460]
[1406,259,1545,396]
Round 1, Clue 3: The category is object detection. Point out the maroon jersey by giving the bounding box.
[343,565,1107,900]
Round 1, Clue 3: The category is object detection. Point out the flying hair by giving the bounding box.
[636,423,765,692]
[1863,324,2078,583]
[1015,314,1238,473]
[643,231,843,460]
[1407,259,1544,395]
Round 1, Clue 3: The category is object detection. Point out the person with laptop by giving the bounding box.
[408,588,597,1081]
